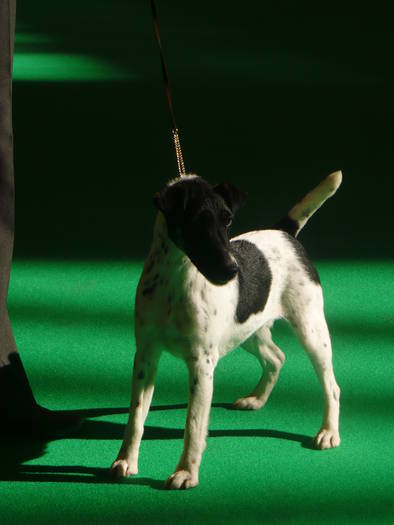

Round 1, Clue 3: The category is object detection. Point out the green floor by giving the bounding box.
[1,259,393,524]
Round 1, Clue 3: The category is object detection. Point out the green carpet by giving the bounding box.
[1,259,393,524]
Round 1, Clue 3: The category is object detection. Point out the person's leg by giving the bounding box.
[0,0,16,347]
[0,0,81,436]
[0,0,32,408]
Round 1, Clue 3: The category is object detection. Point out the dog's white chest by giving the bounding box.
[135,246,242,357]
[135,251,203,350]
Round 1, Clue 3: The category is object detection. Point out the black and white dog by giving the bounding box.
[111,171,342,489]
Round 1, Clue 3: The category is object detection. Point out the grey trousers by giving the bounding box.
[0,0,38,416]
[0,0,17,368]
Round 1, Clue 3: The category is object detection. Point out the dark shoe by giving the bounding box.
[1,353,83,439]
[3,405,83,439]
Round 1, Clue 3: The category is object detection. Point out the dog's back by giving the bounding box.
[205,228,322,354]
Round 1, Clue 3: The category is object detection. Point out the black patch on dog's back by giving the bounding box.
[230,240,272,324]
[273,215,299,237]
[283,232,320,284]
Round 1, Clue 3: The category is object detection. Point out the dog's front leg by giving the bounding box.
[111,343,161,478]
[165,353,216,490]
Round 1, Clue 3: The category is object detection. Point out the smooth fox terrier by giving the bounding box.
[111,171,342,489]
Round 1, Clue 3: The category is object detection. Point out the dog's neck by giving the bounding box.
[145,213,192,282]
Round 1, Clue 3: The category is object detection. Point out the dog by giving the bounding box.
[111,171,342,489]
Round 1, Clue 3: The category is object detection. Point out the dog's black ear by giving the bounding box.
[153,184,188,218]
[153,191,166,213]
[213,182,247,214]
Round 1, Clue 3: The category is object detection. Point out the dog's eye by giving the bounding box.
[221,210,233,228]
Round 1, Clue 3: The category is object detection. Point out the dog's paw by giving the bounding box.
[110,459,138,479]
[165,470,198,490]
[313,429,341,450]
[233,396,264,410]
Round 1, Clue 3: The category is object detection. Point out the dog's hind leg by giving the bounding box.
[287,290,341,450]
[165,352,217,490]
[110,340,161,478]
[234,326,285,410]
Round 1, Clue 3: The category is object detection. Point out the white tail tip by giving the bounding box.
[326,170,343,193]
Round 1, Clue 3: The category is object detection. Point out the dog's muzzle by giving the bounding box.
[212,258,238,285]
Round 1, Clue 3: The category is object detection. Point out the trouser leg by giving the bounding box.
[0,0,38,415]
[0,1,83,437]
[0,0,17,366]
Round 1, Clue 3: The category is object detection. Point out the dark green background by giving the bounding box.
[12,0,394,259]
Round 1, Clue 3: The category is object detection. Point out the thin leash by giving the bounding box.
[150,0,187,177]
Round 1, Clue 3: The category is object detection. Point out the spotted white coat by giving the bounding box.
[111,173,342,489]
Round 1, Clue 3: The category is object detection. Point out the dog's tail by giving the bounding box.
[274,171,342,238]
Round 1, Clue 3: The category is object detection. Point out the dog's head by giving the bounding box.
[153,175,247,285]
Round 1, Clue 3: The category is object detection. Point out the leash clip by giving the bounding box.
[172,129,186,177]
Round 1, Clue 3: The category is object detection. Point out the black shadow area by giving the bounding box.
[0,437,48,478]
[0,404,313,486]
[65,404,313,448]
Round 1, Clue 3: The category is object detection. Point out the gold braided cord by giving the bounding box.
[172,129,186,177]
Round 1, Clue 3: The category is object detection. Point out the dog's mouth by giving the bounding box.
[211,276,236,286]
[184,237,239,287]
[202,262,239,286]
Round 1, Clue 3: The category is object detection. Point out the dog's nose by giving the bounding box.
[226,261,238,278]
